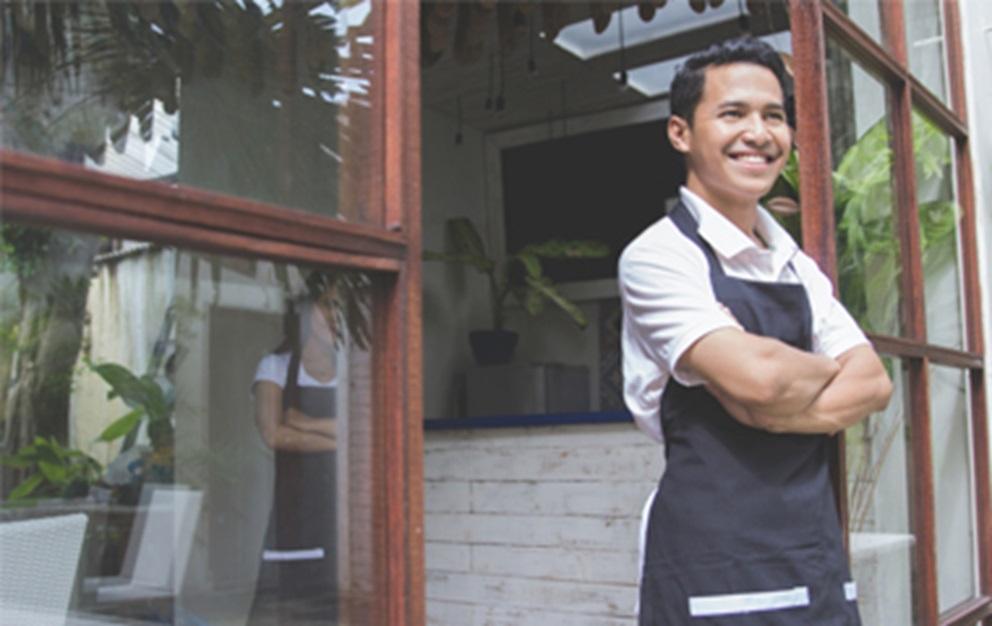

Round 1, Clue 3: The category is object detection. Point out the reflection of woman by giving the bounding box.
[252,298,338,613]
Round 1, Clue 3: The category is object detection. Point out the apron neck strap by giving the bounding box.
[668,201,726,278]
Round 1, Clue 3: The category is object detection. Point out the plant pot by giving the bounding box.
[468,329,519,366]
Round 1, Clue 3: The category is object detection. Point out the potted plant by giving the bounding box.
[425,217,608,365]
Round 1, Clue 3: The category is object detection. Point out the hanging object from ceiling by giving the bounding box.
[453,1,492,65]
[423,0,736,69]
[590,3,613,34]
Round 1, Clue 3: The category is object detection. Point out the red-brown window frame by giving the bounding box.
[0,1,424,625]
[789,1,990,625]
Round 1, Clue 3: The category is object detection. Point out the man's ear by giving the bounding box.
[668,115,691,154]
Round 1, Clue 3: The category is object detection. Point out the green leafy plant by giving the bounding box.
[1,436,102,502]
[88,360,173,452]
[768,114,957,333]
[425,218,609,330]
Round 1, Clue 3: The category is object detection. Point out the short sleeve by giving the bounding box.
[619,234,739,387]
[254,353,289,389]
[794,254,869,358]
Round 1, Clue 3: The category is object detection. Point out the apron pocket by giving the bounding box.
[640,546,824,625]
[688,586,809,617]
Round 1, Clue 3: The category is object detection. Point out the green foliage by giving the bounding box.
[1,436,103,502]
[0,225,52,279]
[771,114,958,335]
[833,113,957,333]
[425,218,609,330]
[88,360,173,451]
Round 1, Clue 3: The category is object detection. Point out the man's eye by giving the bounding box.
[721,110,743,118]
[766,111,786,122]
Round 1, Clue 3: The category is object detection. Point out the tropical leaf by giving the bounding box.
[37,460,67,483]
[525,275,588,328]
[522,239,609,259]
[448,217,489,259]
[515,251,542,279]
[97,408,144,442]
[89,361,168,420]
[90,361,145,405]
[523,283,545,316]
[0,454,32,469]
[423,250,494,273]
[8,474,43,500]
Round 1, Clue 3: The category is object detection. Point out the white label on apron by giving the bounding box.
[844,581,858,601]
[262,547,325,562]
[688,585,810,617]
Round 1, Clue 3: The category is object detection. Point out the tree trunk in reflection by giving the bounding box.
[1,229,101,498]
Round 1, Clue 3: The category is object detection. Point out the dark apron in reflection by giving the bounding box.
[258,349,337,610]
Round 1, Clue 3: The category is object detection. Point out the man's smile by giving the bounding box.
[727,150,778,164]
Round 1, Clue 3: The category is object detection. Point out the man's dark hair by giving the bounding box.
[670,36,794,126]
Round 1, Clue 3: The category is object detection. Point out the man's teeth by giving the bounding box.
[735,154,769,163]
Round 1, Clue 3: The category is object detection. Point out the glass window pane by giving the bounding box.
[929,365,978,612]
[830,0,884,46]
[826,39,902,337]
[0,225,380,624]
[904,0,949,103]
[846,358,918,625]
[1,1,380,224]
[913,111,964,350]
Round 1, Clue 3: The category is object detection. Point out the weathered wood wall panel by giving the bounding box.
[423,423,662,625]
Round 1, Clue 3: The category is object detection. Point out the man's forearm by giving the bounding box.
[742,346,893,435]
[693,330,840,417]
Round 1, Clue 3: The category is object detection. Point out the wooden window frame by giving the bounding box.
[0,1,424,625]
[788,1,990,625]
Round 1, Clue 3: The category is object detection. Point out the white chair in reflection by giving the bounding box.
[87,484,203,604]
[0,513,89,626]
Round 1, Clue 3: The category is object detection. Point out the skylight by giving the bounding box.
[554,2,745,61]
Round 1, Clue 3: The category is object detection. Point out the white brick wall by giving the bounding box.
[423,423,663,625]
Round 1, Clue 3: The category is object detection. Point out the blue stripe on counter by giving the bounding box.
[423,410,634,431]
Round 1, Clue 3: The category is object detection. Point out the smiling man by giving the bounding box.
[619,37,892,625]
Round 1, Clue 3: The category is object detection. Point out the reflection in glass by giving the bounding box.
[0,1,378,222]
[825,40,901,337]
[913,111,964,350]
[846,358,917,626]
[904,0,948,103]
[830,0,883,46]
[0,226,377,624]
[929,365,977,611]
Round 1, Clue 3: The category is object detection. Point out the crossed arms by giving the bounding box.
[680,328,893,435]
[254,381,337,451]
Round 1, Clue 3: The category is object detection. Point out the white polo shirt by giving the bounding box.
[619,187,868,443]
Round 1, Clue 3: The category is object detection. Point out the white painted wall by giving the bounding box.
[423,423,663,626]
[422,108,492,419]
[961,0,992,494]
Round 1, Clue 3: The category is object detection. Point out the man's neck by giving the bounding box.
[684,181,763,246]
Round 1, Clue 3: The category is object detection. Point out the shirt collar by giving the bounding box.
[678,186,799,268]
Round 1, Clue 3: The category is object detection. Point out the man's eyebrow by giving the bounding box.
[717,100,786,110]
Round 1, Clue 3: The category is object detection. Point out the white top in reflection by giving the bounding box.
[554,2,745,61]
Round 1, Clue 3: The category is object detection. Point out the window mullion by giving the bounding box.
[879,2,941,623]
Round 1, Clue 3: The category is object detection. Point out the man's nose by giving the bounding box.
[742,113,771,144]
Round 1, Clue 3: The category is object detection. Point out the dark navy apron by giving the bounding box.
[638,202,860,625]
[258,348,338,616]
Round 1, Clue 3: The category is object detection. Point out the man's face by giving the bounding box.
[668,62,792,212]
